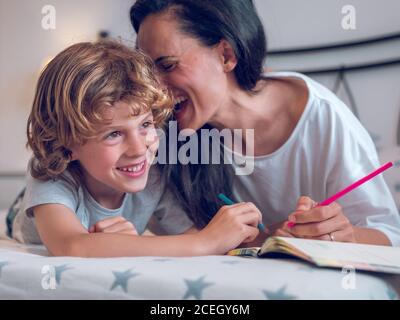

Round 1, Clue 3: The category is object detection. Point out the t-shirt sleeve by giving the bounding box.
[12,172,79,244]
[322,99,400,246]
[152,187,194,235]
[23,173,78,217]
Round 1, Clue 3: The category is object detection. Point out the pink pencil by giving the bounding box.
[288,161,394,228]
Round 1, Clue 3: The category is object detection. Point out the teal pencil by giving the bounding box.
[217,193,266,232]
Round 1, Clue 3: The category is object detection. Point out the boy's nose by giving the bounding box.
[124,134,148,158]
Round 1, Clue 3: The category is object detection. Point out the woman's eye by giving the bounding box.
[159,62,176,72]
[105,131,122,140]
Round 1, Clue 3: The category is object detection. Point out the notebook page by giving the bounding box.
[277,237,400,268]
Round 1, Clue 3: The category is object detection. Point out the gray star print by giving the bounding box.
[182,275,213,300]
[0,261,9,278]
[263,285,297,300]
[110,269,139,292]
[221,261,241,265]
[55,264,73,285]
[153,258,172,262]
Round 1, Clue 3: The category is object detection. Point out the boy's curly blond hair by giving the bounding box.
[27,40,172,182]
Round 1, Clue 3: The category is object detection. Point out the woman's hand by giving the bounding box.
[284,196,356,242]
[198,202,262,254]
[270,220,295,238]
[89,216,138,236]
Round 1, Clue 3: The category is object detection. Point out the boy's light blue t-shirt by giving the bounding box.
[12,167,194,244]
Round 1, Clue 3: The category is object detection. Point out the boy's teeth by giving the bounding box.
[118,162,145,172]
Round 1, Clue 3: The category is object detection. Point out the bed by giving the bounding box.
[0,210,399,299]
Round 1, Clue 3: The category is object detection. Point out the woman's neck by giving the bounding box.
[208,78,297,155]
[210,79,277,131]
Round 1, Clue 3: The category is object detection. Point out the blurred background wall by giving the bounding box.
[1,0,400,209]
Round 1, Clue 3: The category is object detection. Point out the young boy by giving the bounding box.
[9,41,262,257]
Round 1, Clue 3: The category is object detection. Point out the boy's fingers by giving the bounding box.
[221,202,261,220]
[238,211,262,228]
[102,221,136,233]
[218,202,245,213]
[241,226,259,243]
[94,216,126,231]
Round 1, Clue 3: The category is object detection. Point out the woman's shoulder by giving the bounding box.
[264,71,361,126]
[262,71,374,151]
[263,71,336,107]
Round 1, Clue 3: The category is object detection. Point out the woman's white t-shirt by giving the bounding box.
[225,72,400,246]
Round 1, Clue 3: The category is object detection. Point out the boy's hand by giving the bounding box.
[89,216,138,236]
[198,202,262,254]
[285,196,356,242]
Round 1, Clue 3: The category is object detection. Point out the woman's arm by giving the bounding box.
[33,202,262,257]
[353,227,391,245]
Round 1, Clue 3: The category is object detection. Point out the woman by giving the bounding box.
[130,0,400,246]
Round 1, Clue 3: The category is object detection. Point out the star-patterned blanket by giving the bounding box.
[0,246,399,299]
[0,208,399,300]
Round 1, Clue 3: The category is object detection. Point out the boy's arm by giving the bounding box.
[33,202,262,257]
[183,227,199,234]
[33,204,206,257]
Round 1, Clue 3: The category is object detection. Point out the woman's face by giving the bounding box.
[137,13,231,131]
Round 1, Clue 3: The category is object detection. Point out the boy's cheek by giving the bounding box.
[148,135,160,154]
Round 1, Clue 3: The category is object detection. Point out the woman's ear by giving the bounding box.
[217,39,237,73]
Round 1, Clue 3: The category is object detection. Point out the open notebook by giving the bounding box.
[227,237,400,274]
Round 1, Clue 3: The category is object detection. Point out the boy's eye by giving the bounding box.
[142,120,155,129]
[105,131,122,140]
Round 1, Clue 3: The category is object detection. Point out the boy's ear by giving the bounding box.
[69,148,78,161]
[217,39,237,73]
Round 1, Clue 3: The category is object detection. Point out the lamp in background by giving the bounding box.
[98,30,110,41]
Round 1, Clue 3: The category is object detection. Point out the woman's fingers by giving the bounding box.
[274,228,294,238]
[304,228,354,242]
[289,202,342,224]
[295,196,316,212]
[289,212,347,237]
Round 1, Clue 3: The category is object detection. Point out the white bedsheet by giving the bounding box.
[1,210,399,300]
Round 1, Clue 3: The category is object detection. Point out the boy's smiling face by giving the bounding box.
[70,101,159,204]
